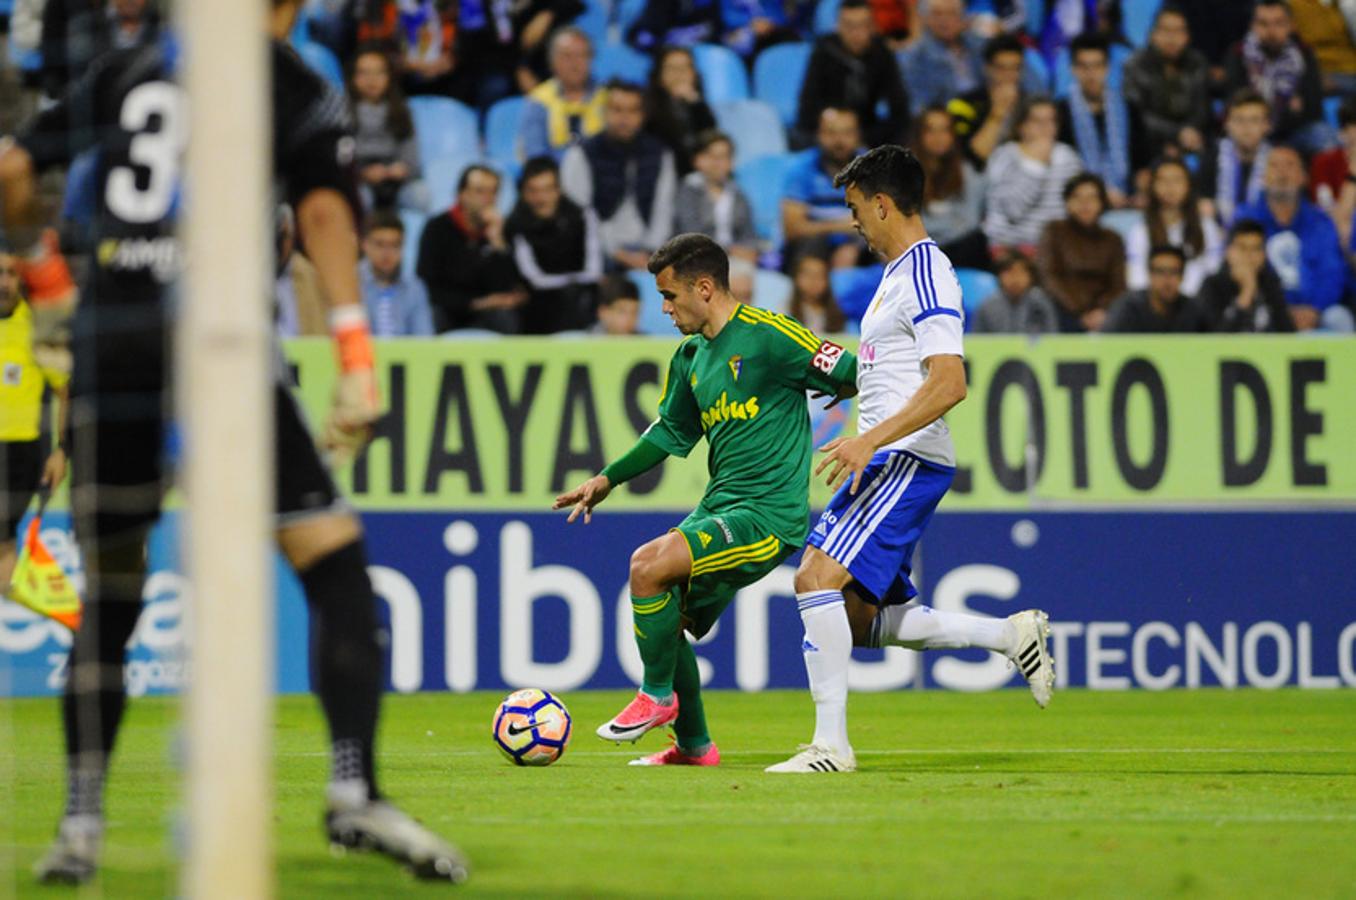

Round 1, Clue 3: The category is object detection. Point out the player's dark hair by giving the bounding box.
[457,163,501,194]
[1063,171,1108,209]
[983,33,1025,65]
[518,155,560,189]
[1148,244,1187,268]
[648,233,730,291]
[833,144,926,217]
[598,273,641,307]
[1069,32,1110,61]
[1228,218,1267,244]
[365,209,403,236]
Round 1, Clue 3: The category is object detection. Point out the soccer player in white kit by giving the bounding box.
[767,145,1055,774]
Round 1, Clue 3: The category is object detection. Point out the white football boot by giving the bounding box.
[765,744,857,773]
[1007,609,1055,708]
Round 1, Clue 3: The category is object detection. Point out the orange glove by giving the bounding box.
[323,305,381,467]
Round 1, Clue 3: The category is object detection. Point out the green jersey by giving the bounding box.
[641,304,858,547]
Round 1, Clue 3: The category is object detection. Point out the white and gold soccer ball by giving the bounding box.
[492,688,572,766]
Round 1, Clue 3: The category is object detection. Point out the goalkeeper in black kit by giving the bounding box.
[0,0,467,884]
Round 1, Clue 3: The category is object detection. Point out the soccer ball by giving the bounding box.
[492,688,572,766]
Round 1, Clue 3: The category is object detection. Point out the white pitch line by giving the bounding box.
[277,747,1355,758]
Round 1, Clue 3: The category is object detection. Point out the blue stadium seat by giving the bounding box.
[410,96,481,167]
[1325,95,1343,129]
[616,0,647,34]
[829,266,883,321]
[1123,0,1160,47]
[629,269,677,336]
[693,44,749,104]
[1052,43,1131,97]
[735,153,796,244]
[594,42,652,84]
[1099,208,1143,240]
[713,100,788,164]
[295,41,344,91]
[754,269,793,314]
[574,0,610,46]
[953,268,998,327]
[1024,47,1051,93]
[754,43,813,127]
[1026,0,1046,35]
[485,96,526,166]
[423,153,486,210]
[815,0,841,34]
[401,209,428,271]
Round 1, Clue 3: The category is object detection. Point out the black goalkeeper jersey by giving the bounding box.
[19,35,359,308]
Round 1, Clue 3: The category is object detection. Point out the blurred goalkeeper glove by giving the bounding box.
[323,305,381,468]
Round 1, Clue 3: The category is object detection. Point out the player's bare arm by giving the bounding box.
[816,354,966,493]
[295,188,382,465]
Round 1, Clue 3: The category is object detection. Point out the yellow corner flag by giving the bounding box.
[7,500,81,631]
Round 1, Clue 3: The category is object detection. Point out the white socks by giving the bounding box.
[796,591,853,758]
[869,602,1013,653]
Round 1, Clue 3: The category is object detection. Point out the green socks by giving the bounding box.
[632,591,681,702]
[673,640,711,755]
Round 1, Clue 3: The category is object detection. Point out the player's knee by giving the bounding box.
[628,543,661,594]
[793,550,841,594]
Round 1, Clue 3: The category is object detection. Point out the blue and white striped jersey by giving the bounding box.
[855,238,965,467]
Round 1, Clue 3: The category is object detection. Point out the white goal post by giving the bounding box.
[179,0,274,896]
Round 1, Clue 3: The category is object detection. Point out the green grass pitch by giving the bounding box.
[1,689,1354,898]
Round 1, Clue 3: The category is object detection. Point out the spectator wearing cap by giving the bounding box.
[1196,218,1295,333]
[973,252,1060,334]
[1223,0,1335,154]
[674,131,760,264]
[1122,5,1212,168]
[1236,145,1352,331]
[520,27,609,162]
[983,96,1085,255]
[360,212,435,337]
[561,81,677,271]
[1057,33,1135,207]
[505,157,603,334]
[796,0,911,148]
[1103,245,1214,333]
[1036,173,1125,333]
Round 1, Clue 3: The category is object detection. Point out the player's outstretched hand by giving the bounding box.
[553,474,612,524]
[815,435,874,494]
[810,382,859,411]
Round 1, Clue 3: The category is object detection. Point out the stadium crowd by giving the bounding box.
[3,0,1356,335]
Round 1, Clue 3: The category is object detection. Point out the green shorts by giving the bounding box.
[674,505,796,639]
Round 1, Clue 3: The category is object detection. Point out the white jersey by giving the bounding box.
[856,238,965,467]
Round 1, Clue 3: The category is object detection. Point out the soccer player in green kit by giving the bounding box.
[553,233,857,765]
